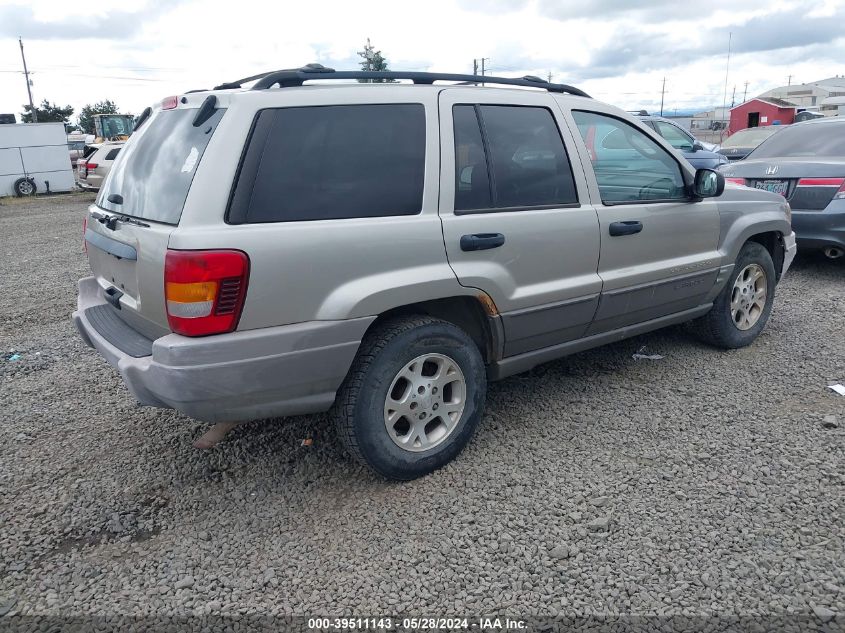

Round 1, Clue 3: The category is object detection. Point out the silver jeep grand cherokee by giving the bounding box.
[73,66,796,480]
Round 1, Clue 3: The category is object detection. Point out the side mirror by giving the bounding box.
[692,141,704,152]
[693,168,725,198]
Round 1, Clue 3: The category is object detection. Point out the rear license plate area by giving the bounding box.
[754,179,788,196]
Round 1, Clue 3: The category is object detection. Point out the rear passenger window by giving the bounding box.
[105,148,121,161]
[453,104,578,212]
[454,106,492,211]
[230,104,425,223]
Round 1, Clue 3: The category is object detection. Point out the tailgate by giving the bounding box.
[83,101,228,338]
[84,210,174,338]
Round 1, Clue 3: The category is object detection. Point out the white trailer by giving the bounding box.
[0,122,75,197]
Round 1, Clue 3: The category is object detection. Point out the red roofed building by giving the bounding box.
[728,98,798,135]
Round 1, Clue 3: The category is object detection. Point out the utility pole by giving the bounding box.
[787,75,792,86]
[659,77,666,116]
[19,37,37,123]
[743,80,749,103]
[547,71,553,83]
[473,59,478,76]
[730,84,736,108]
[480,57,489,86]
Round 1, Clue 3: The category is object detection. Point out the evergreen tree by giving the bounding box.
[21,100,73,124]
[357,38,397,83]
[78,100,120,135]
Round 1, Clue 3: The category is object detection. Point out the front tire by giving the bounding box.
[691,241,776,348]
[332,316,487,480]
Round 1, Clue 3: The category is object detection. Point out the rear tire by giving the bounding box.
[690,241,776,349]
[13,178,35,197]
[332,316,487,480]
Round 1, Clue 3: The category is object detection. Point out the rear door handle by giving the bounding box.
[609,221,643,236]
[460,233,505,251]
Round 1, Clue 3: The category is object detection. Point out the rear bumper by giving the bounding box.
[73,276,374,423]
[790,204,845,251]
[76,174,103,191]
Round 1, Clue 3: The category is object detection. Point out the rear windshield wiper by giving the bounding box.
[91,209,150,230]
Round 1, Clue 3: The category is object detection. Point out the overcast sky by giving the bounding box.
[1,0,843,123]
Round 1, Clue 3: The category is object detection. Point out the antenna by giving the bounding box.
[720,32,732,142]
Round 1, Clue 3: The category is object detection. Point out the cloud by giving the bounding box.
[0,0,184,40]
[566,6,845,82]
[456,0,530,13]
[711,8,844,54]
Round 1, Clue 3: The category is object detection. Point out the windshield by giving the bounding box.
[722,127,780,148]
[747,122,845,159]
[95,115,135,138]
[96,107,225,224]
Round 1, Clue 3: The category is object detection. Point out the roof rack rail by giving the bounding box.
[213,70,279,91]
[246,64,590,97]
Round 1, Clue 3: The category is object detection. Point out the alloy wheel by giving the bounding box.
[730,263,767,330]
[383,353,466,452]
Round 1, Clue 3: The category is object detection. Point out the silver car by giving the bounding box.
[73,67,796,479]
[77,142,123,191]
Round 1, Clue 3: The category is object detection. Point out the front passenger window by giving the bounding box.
[572,110,687,204]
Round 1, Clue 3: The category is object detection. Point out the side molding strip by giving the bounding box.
[488,303,712,381]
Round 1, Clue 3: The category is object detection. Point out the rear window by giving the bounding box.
[747,122,845,159]
[104,147,121,161]
[227,104,425,223]
[97,108,225,224]
[721,127,780,148]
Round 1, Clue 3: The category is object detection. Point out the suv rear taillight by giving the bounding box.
[164,249,249,337]
[835,180,845,200]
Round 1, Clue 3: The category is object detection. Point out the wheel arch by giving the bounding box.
[362,295,503,364]
[746,231,786,281]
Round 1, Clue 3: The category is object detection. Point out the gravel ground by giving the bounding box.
[1,194,843,626]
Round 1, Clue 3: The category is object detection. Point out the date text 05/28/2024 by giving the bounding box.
[307,617,527,630]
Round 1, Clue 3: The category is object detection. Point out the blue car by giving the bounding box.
[638,115,728,170]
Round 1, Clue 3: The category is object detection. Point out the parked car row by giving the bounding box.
[73,67,797,480]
